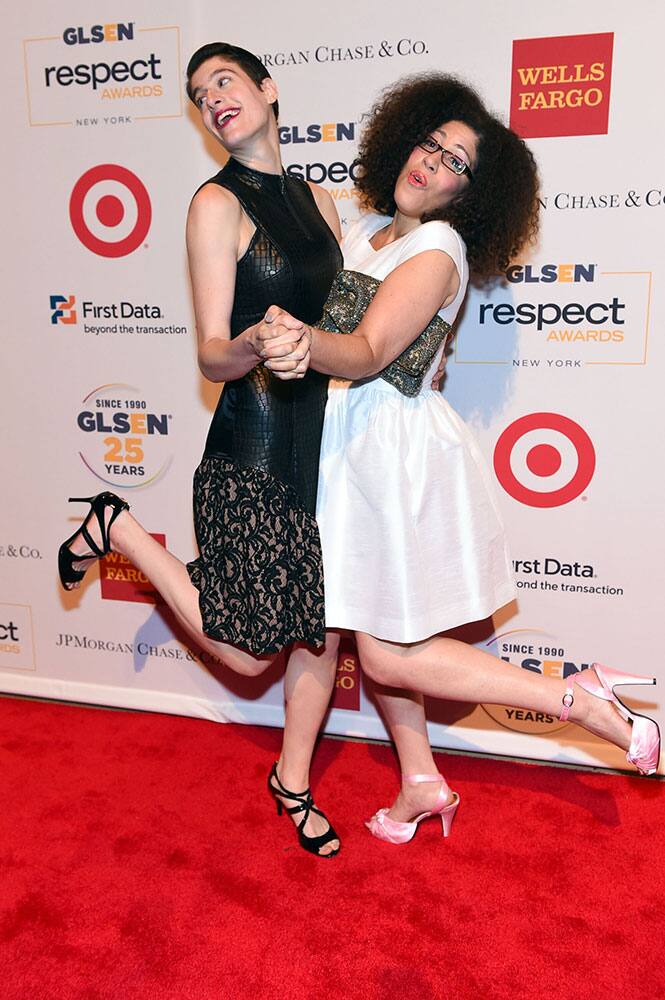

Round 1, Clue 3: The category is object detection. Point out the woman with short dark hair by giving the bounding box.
[58,42,343,858]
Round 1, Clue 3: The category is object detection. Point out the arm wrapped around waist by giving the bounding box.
[318,270,451,397]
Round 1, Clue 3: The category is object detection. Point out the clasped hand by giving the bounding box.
[253,304,449,389]
[254,306,311,380]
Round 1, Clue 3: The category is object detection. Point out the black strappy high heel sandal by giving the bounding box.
[58,493,130,590]
[267,762,340,858]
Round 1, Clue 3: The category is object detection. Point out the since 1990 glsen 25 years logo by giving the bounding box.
[510,32,614,139]
[482,628,589,734]
[76,383,173,489]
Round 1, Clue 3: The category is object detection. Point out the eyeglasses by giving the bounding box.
[417,136,474,181]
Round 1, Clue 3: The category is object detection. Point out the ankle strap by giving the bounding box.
[269,763,309,801]
[406,773,445,785]
[559,681,575,722]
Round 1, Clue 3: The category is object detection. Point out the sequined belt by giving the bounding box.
[317,269,451,398]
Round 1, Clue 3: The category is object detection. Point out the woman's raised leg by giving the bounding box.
[65,501,343,850]
[65,506,276,675]
[357,634,634,753]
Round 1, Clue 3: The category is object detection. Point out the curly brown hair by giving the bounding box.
[355,74,540,279]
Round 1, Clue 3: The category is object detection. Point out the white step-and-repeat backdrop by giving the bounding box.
[2,1,663,770]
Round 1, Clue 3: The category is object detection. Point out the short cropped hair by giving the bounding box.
[186,42,279,120]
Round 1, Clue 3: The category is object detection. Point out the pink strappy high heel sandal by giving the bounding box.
[559,663,660,775]
[365,774,460,844]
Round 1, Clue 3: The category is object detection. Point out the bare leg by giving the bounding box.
[67,506,276,673]
[67,505,341,849]
[274,634,341,854]
[357,634,633,752]
[108,511,280,674]
[373,686,455,821]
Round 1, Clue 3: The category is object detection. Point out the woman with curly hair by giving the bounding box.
[261,74,660,843]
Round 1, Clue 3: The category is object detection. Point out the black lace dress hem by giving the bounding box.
[187,455,326,656]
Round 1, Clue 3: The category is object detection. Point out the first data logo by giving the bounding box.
[23,21,183,126]
[50,294,77,324]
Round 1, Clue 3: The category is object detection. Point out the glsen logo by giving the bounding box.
[506,263,596,284]
[63,24,135,45]
[50,293,77,324]
[76,383,172,489]
[69,164,151,257]
[0,604,35,671]
[493,413,595,508]
[23,23,182,127]
[279,121,357,144]
[100,535,165,602]
[332,636,360,711]
[482,629,587,734]
[462,262,651,366]
[510,33,613,139]
[481,262,623,337]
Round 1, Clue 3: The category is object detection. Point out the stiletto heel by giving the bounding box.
[58,492,130,591]
[440,797,459,838]
[559,662,660,775]
[267,763,340,858]
[365,774,460,845]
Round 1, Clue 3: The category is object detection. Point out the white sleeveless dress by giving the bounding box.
[316,212,516,642]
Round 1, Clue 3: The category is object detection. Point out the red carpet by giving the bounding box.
[1,696,664,1000]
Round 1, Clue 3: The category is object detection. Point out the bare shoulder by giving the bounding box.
[188,181,242,226]
[306,181,341,240]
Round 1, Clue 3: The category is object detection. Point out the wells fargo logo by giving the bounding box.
[100,534,165,603]
[510,32,614,139]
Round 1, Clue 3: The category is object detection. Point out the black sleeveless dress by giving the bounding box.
[186,158,342,655]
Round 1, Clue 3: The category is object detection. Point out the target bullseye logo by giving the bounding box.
[69,164,151,257]
[494,412,595,507]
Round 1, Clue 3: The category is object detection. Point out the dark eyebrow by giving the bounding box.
[192,65,236,100]
[433,129,473,166]
[453,143,472,162]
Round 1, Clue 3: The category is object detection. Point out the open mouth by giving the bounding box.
[408,170,427,188]
[214,108,240,129]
